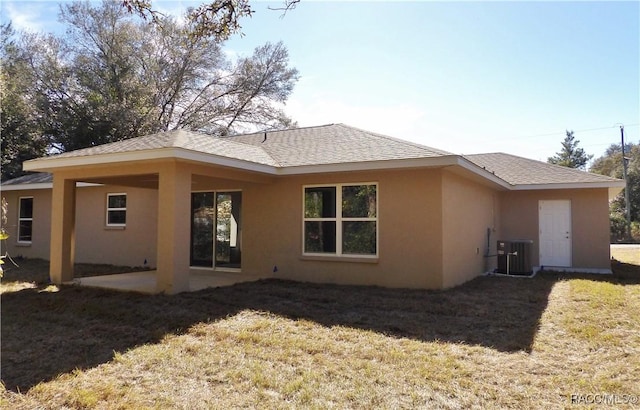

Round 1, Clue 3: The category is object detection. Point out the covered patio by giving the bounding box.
[72,270,262,294]
[23,130,276,294]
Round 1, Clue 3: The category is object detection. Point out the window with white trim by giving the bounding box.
[303,183,377,256]
[106,193,127,226]
[18,197,33,243]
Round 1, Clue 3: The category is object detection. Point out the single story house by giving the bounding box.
[1,124,624,293]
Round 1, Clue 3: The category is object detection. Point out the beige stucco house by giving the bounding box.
[1,124,624,293]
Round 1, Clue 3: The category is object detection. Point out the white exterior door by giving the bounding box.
[539,200,572,267]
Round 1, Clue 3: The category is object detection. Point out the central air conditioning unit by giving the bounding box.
[496,240,533,275]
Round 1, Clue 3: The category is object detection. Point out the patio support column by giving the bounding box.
[50,176,76,284]
[156,162,191,294]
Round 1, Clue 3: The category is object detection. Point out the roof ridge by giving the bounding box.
[167,129,204,147]
[212,131,284,167]
[222,123,337,140]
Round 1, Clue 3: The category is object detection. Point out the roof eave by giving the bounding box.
[22,148,623,194]
[24,149,466,176]
[275,155,462,175]
[23,147,279,175]
[510,181,626,191]
[1,182,101,191]
[512,182,625,200]
[1,182,54,191]
[454,157,512,189]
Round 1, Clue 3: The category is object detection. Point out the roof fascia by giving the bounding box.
[510,181,626,191]
[0,182,101,191]
[23,148,278,175]
[1,183,54,191]
[275,156,462,175]
[23,149,466,176]
[453,157,512,189]
[21,147,623,193]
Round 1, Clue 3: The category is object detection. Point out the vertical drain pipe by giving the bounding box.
[485,227,491,273]
[486,228,491,257]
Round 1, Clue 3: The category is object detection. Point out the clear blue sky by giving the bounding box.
[2,1,639,164]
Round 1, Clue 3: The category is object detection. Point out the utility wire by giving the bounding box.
[513,123,639,140]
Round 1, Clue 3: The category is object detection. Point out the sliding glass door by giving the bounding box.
[191,191,241,269]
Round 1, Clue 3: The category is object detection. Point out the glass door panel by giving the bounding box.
[215,192,241,269]
[190,192,214,267]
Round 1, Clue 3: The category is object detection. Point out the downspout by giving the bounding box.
[484,227,492,273]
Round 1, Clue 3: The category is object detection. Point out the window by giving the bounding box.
[18,197,33,243]
[303,183,377,257]
[106,193,127,226]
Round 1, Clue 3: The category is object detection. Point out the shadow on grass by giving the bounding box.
[2,259,638,392]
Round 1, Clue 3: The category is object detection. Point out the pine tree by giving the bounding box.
[547,130,593,170]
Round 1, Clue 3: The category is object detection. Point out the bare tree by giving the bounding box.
[121,0,302,38]
[11,0,299,154]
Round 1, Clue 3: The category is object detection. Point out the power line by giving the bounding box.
[514,123,639,140]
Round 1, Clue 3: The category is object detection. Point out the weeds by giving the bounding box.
[1,257,639,409]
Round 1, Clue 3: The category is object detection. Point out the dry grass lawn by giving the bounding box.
[611,246,640,265]
[1,256,639,409]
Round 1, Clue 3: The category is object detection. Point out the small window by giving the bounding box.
[303,183,377,257]
[106,193,127,226]
[18,197,33,243]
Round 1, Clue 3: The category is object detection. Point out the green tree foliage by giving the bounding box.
[0,23,50,181]
[590,142,640,241]
[547,130,593,170]
[2,0,298,174]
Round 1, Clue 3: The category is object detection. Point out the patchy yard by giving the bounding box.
[611,245,640,266]
[1,258,639,409]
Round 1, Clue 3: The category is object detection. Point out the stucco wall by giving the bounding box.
[441,170,500,288]
[1,186,158,267]
[499,188,611,269]
[3,165,613,288]
[75,186,158,267]
[1,189,52,261]
[241,168,445,289]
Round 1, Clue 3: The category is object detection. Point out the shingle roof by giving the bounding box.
[12,125,623,190]
[226,124,451,166]
[464,153,621,186]
[2,172,53,185]
[32,124,450,168]
[36,129,280,167]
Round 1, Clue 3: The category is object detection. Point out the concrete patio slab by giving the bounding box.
[73,270,261,294]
